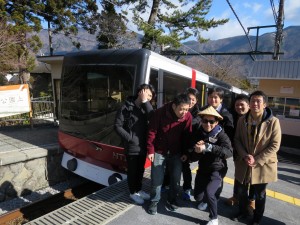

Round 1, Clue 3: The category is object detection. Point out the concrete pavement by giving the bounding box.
[0,125,299,224]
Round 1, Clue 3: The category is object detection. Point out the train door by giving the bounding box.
[158,70,193,107]
[149,69,159,109]
[149,69,208,109]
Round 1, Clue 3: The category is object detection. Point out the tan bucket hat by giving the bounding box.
[198,106,223,120]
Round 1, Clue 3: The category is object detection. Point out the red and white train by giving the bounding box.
[59,49,247,186]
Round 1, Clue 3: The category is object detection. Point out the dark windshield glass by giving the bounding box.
[60,64,134,145]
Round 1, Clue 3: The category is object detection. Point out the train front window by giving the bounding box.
[61,65,134,121]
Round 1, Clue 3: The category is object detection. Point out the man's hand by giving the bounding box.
[138,89,148,102]
[244,154,256,167]
[148,153,154,162]
[194,140,205,154]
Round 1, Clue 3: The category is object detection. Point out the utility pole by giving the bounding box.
[273,0,284,60]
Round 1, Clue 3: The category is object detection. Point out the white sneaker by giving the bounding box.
[138,190,150,200]
[130,193,144,205]
[206,218,218,225]
[198,202,208,211]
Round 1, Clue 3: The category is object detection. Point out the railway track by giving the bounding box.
[0,181,103,225]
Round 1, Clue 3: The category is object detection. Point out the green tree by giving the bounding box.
[117,0,229,50]
[0,18,22,74]
[97,1,129,49]
[41,0,99,54]
[0,0,99,83]
[1,0,99,56]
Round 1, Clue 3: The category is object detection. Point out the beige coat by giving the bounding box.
[234,108,281,184]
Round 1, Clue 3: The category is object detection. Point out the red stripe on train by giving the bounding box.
[58,131,151,173]
[191,69,196,88]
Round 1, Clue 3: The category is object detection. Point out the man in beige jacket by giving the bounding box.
[232,90,281,225]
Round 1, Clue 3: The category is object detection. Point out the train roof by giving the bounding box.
[63,49,152,65]
[63,48,247,95]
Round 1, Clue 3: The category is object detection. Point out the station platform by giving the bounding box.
[0,126,299,225]
[28,161,299,225]
[0,125,59,166]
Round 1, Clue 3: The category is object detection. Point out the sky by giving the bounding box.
[39,0,300,42]
[199,0,300,40]
[120,0,300,41]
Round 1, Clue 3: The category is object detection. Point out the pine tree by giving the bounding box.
[0,0,99,61]
[118,0,229,50]
[97,1,129,49]
[0,18,22,74]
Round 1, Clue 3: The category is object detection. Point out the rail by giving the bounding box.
[0,181,103,224]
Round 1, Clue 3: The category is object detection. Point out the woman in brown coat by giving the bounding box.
[232,90,281,225]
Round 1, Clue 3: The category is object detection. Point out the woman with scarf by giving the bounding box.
[184,106,233,225]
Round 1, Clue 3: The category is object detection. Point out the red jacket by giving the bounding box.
[147,102,192,155]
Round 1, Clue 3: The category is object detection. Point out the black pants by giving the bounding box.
[215,166,228,200]
[237,181,267,223]
[126,154,147,194]
[194,171,222,219]
[182,160,192,191]
[233,179,256,200]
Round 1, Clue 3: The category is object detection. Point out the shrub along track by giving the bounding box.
[0,181,103,225]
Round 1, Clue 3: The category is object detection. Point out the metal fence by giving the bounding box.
[0,96,56,127]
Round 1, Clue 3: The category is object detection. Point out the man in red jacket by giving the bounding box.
[147,93,192,215]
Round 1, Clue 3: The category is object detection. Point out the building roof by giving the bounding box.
[249,60,300,80]
[37,55,64,64]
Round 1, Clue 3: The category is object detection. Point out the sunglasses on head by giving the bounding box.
[202,119,216,124]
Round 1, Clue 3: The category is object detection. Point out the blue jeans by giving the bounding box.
[150,152,182,203]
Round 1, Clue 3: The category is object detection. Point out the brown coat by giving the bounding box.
[234,108,281,184]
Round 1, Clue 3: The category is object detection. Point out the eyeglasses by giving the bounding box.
[202,119,216,124]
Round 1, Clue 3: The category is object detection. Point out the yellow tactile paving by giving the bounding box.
[274,192,295,204]
[223,176,234,185]
[294,198,300,206]
[190,167,299,206]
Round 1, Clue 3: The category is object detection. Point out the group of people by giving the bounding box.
[114,84,281,225]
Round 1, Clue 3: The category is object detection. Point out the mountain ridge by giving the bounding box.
[39,26,300,60]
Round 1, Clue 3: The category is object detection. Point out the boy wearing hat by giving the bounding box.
[202,87,234,203]
[184,106,233,225]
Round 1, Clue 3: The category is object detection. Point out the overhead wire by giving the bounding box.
[3,0,222,68]
[225,0,256,61]
[99,0,225,69]
[3,1,235,73]
[3,0,253,89]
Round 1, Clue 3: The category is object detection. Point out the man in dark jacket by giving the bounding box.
[187,106,233,225]
[114,83,155,205]
[147,93,192,215]
[204,87,234,141]
[182,87,201,200]
[226,94,256,215]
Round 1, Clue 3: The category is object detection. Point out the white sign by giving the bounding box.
[0,84,31,118]
[280,86,294,94]
[289,109,300,117]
